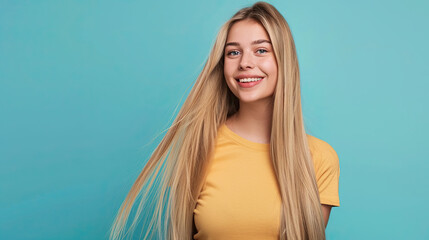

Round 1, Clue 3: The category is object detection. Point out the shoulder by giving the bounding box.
[306,134,341,206]
[306,134,339,170]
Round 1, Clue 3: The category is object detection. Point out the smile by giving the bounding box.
[237,77,263,83]
[236,77,264,88]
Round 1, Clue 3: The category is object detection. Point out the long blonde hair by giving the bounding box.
[109,2,325,239]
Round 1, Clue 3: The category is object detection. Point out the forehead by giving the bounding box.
[226,19,270,43]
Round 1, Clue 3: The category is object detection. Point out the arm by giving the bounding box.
[321,204,332,228]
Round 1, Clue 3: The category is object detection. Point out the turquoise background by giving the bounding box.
[1,0,428,239]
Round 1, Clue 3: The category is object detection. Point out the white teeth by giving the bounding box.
[238,77,263,83]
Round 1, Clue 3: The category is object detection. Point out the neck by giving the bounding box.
[226,98,274,144]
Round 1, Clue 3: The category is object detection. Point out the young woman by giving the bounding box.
[110,2,340,240]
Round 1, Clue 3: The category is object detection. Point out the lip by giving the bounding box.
[236,77,264,88]
[235,74,265,80]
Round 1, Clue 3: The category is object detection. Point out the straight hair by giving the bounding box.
[110,2,325,239]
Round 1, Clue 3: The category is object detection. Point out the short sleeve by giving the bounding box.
[309,136,341,207]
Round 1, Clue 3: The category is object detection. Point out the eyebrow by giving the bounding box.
[225,39,271,47]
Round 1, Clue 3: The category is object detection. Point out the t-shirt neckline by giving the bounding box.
[220,123,270,152]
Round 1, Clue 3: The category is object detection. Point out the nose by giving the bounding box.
[239,51,255,70]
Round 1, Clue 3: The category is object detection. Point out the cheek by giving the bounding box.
[223,59,234,79]
[223,61,237,92]
[260,59,278,92]
[260,59,278,79]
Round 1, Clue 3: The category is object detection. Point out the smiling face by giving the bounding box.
[223,19,278,104]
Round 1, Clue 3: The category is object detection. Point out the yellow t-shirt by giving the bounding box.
[193,124,340,240]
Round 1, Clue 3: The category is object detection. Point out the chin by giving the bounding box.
[237,95,273,104]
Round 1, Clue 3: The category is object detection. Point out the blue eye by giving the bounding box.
[257,49,267,54]
[227,50,240,56]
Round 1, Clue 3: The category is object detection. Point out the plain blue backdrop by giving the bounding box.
[1,0,428,239]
